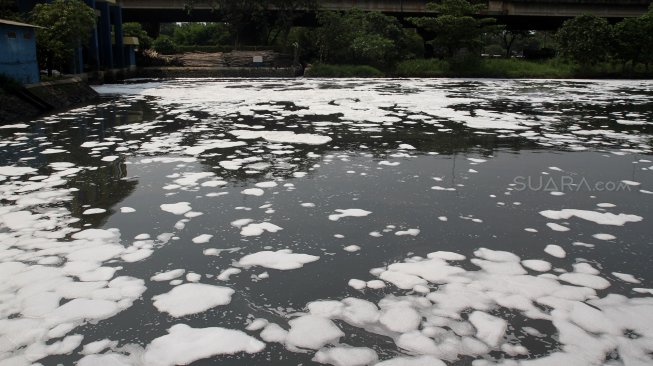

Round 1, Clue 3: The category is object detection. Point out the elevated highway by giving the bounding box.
[118,0,652,29]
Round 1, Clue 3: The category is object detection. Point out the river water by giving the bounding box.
[1,78,652,366]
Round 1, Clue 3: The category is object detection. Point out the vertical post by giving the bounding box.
[111,4,124,68]
[85,0,100,72]
[97,0,113,69]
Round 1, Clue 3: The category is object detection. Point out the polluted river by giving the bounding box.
[0,78,652,366]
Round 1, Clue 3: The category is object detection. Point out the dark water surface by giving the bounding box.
[1,78,652,366]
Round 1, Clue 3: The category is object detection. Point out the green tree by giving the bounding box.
[186,0,266,47]
[556,14,612,66]
[265,0,317,46]
[184,0,317,47]
[410,0,498,58]
[30,0,96,76]
[640,4,653,70]
[314,9,410,68]
[123,22,153,50]
[173,22,233,46]
[612,17,646,70]
[0,0,21,20]
[152,35,178,54]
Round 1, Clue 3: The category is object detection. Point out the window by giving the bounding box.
[7,31,16,38]
[24,32,32,40]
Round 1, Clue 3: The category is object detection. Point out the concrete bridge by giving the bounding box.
[119,0,652,27]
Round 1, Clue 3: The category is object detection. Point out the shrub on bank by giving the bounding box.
[394,58,577,78]
[394,59,450,77]
[477,59,575,78]
[304,64,384,77]
[153,35,178,55]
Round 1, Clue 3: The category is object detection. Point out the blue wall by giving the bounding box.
[0,24,39,84]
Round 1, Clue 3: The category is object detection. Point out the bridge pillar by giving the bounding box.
[97,0,113,70]
[111,4,125,68]
[84,0,100,71]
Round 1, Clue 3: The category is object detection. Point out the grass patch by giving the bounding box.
[393,58,653,79]
[476,59,576,78]
[394,59,450,77]
[305,64,384,78]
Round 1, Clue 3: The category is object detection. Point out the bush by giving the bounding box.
[394,59,449,77]
[394,58,576,78]
[304,64,384,77]
[152,35,178,54]
[123,22,152,50]
[478,58,575,78]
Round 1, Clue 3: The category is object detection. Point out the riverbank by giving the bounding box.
[137,66,300,78]
[306,59,653,79]
[0,77,98,124]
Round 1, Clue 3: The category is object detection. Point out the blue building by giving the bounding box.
[0,19,40,84]
[16,0,135,75]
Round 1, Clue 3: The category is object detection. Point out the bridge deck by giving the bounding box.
[118,0,652,28]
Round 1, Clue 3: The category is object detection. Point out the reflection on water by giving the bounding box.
[0,78,652,366]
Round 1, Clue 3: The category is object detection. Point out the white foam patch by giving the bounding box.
[621,180,641,186]
[348,279,366,290]
[0,166,37,176]
[242,188,265,196]
[612,272,640,284]
[313,346,378,366]
[238,249,319,270]
[546,223,570,232]
[160,202,192,215]
[192,234,213,244]
[395,229,420,236]
[260,323,288,343]
[469,311,507,347]
[558,272,610,289]
[240,222,283,236]
[521,259,552,272]
[375,356,446,366]
[230,129,332,145]
[152,283,234,317]
[286,315,344,350]
[143,324,265,365]
[329,209,372,221]
[380,306,421,333]
[540,209,643,226]
[82,208,106,215]
[184,139,247,155]
[255,181,278,188]
[151,269,185,282]
[544,245,566,258]
[217,268,241,281]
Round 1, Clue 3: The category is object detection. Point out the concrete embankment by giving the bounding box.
[0,77,99,124]
[1,66,300,124]
[136,66,300,78]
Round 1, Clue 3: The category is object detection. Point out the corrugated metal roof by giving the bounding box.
[0,19,43,28]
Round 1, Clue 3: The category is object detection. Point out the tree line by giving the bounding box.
[3,0,653,76]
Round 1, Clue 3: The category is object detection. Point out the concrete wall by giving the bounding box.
[0,24,39,84]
